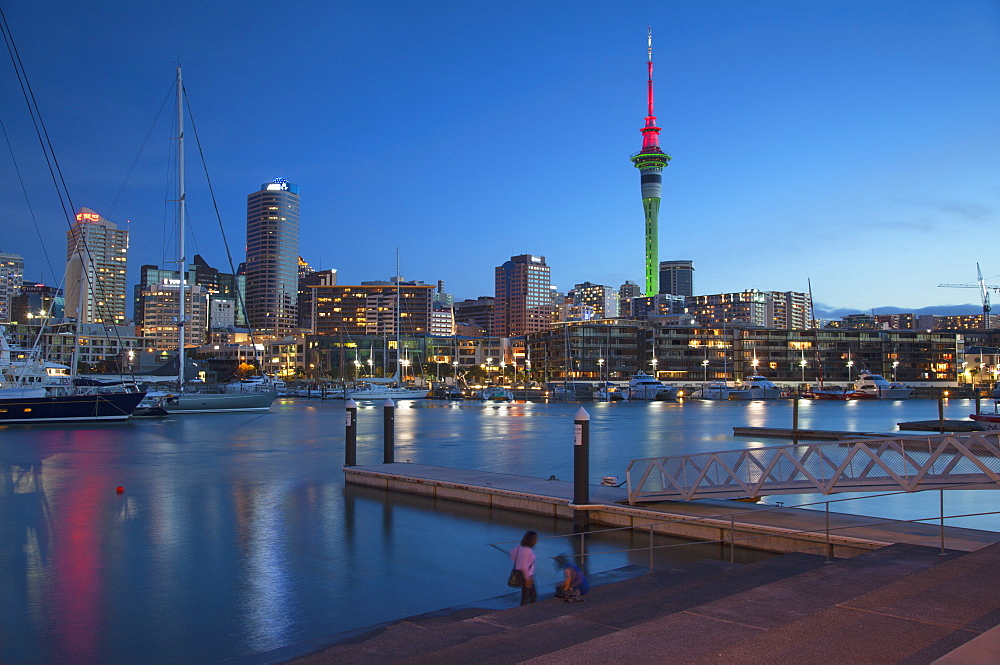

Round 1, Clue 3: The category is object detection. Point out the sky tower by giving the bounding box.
[630,27,671,297]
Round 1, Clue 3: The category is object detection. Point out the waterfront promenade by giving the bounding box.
[281,462,1000,663]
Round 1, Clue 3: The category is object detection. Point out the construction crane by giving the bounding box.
[939,263,1000,319]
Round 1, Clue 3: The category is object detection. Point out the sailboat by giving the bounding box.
[159,67,277,414]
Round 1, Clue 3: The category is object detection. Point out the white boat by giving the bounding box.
[479,385,514,402]
[347,380,429,401]
[625,372,678,401]
[853,372,913,399]
[593,382,625,401]
[0,325,145,424]
[691,382,732,400]
[729,374,782,400]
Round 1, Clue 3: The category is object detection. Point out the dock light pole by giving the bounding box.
[598,358,604,383]
[383,399,395,464]
[702,359,709,383]
[367,358,374,377]
[452,361,458,384]
[847,360,854,383]
[892,361,899,383]
[650,358,658,378]
[799,359,807,385]
[344,398,358,466]
[573,407,591,530]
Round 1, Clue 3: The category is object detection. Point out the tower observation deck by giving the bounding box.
[630,27,671,297]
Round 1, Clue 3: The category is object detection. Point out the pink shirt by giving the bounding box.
[511,545,535,579]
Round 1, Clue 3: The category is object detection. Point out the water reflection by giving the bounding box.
[0,398,996,664]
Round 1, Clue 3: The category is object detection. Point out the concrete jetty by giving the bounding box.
[344,463,1000,556]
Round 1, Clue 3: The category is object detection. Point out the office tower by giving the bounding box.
[629,28,670,297]
[307,281,433,336]
[659,260,694,296]
[492,254,553,337]
[10,282,64,323]
[453,296,495,336]
[138,281,210,351]
[298,268,337,331]
[135,255,242,333]
[0,253,24,323]
[65,208,128,325]
[245,178,300,336]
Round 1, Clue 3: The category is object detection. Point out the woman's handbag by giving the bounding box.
[507,568,525,588]
[507,545,525,587]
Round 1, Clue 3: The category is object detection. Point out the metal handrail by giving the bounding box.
[488,478,1000,571]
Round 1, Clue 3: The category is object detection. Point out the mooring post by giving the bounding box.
[792,397,799,442]
[344,398,357,466]
[939,488,946,555]
[938,391,945,433]
[975,393,981,415]
[383,398,395,464]
[573,407,591,531]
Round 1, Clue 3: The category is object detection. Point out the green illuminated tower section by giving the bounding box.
[630,27,670,297]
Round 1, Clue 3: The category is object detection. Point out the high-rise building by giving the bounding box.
[138,281,210,351]
[453,296,494,336]
[658,260,694,296]
[569,282,619,320]
[492,254,554,337]
[0,253,24,323]
[245,178,300,336]
[65,208,128,325]
[134,255,242,332]
[307,281,433,336]
[630,29,670,297]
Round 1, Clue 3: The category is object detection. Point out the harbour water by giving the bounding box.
[1,397,997,664]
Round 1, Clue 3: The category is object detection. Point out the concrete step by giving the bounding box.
[289,557,785,664]
[526,543,958,664]
[393,553,829,664]
[689,541,1000,665]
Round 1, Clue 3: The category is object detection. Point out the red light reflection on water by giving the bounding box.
[44,428,116,663]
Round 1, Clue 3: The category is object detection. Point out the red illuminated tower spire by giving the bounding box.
[630,27,670,296]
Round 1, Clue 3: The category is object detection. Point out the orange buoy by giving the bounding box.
[116,486,124,494]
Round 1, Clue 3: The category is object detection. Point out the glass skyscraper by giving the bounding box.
[245,178,300,336]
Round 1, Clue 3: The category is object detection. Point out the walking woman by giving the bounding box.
[511,531,538,605]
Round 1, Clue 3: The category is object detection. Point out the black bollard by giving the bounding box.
[573,406,590,506]
[383,398,395,464]
[792,397,800,444]
[938,391,945,434]
[345,398,358,466]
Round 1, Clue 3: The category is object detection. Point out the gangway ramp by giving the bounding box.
[626,432,1000,503]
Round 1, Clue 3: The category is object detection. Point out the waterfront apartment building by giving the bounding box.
[308,281,433,336]
[0,253,24,323]
[4,321,142,371]
[685,290,811,330]
[766,291,812,329]
[492,254,554,337]
[297,268,337,331]
[65,208,128,325]
[523,321,963,384]
[245,178,300,336]
[658,260,694,297]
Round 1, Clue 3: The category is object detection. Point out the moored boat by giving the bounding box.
[625,372,678,401]
[691,381,732,400]
[593,382,625,401]
[479,386,514,402]
[729,374,783,400]
[852,372,913,399]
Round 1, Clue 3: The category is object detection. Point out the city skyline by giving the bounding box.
[1,2,997,316]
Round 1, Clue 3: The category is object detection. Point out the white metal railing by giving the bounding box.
[626,432,1000,503]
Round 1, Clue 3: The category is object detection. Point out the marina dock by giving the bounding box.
[343,463,1000,556]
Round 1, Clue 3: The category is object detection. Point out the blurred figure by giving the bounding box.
[554,554,588,602]
[511,531,538,605]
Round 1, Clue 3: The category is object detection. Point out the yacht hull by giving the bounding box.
[0,391,146,424]
[164,391,278,413]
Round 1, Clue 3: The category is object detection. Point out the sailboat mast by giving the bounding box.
[395,249,401,380]
[176,66,186,390]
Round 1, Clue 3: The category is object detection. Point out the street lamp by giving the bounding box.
[499,360,506,384]
[367,357,374,377]
[702,359,709,384]
[847,360,854,383]
[650,357,658,378]
[401,358,411,381]
[799,359,807,384]
[452,360,458,384]
[353,359,361,379]
[598,358,605,383]
[892,360,899,383]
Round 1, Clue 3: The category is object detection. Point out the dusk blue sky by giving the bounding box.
[1,1,998,317]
